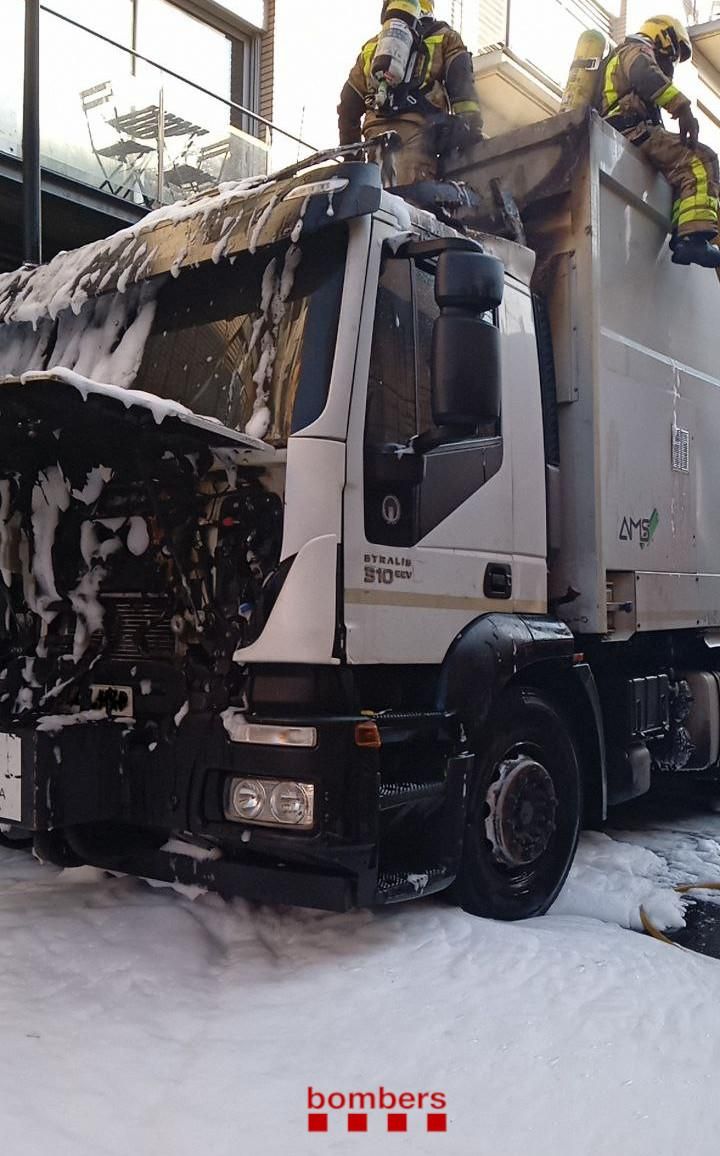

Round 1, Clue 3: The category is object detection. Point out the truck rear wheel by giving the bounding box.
[453,686,581,921]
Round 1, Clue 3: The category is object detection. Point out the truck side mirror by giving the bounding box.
[431,314,501,427]
[431,250,504,429]
[435,250,504,313]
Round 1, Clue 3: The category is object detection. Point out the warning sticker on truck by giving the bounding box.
[0,734,22,823]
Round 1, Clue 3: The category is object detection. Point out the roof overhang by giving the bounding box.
[690,19,720,76]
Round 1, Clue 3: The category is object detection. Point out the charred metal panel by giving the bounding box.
[0,163,382,327]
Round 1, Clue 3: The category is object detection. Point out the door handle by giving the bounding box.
[484,563,512,600]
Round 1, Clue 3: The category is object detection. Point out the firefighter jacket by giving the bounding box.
[597,35,691,131]
[338,18,482,146]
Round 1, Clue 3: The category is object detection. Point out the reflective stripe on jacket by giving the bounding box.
[597,35,690,126]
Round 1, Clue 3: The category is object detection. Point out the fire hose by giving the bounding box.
[640,882,720,947]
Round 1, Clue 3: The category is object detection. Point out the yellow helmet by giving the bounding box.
[638,15,692,63]
[419,0,435,13]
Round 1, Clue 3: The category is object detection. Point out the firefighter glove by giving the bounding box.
[458,110,485,144]
[677,104,700,149]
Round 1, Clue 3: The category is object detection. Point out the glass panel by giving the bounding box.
[31,7,271,208]
[48,0,133,43]
[2,5,316,211]
[40,12,138,193]
[366,259,417,447]
[414,266,439,435]
[136,0,232,135]
[136,227,348,442]
[0,0,24,161]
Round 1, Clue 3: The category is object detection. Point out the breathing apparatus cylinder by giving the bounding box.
[560,30,607,113]
[371,0,422,110]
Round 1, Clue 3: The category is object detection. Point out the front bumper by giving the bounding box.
[2,709,469,911]
[79,843,356,911]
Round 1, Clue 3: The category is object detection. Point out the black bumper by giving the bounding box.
[83,845,355,911]
[5,710,469,911]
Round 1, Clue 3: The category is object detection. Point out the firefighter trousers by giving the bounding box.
[364,115,440,187]
[625,123,720,237]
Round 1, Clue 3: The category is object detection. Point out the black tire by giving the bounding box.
[452,686,582,921]
[33,830,85,869]
[0,828,33,850]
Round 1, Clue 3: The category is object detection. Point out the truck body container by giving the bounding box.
[453,109,720,640]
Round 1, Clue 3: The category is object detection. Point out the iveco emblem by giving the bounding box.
[382,494,402,526]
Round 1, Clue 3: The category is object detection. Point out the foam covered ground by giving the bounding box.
[1,811,719,1155]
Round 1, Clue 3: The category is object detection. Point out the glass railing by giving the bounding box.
[1,1,316,209]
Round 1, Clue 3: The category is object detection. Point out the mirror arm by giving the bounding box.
[412,426,471,455]
[394,237,484,261]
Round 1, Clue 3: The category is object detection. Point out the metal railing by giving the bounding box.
[1,2,316,209]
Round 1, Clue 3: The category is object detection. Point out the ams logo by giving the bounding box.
[619,508,659,549]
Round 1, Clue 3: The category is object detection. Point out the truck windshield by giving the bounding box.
[138,224,348,443]
[0,225,348,447]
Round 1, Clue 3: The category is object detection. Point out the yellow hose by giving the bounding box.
[640,882,720,949]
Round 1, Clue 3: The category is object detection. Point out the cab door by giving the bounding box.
[343,225,545,666]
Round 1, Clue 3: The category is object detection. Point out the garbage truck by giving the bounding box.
[0,108,718,921]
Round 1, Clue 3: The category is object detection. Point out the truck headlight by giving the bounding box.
[228,779,267,821]
[270,782,311,824]
[225,777,315,829]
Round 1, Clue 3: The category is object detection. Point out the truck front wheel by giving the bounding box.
[453,686,582,921]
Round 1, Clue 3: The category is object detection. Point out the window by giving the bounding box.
[134,1,262,137]
[365,257,439,449]
[365,254,497,450]
[137,226,347,443]
[366,259,416,448]
[363,251,504,548]
[210,0,265,29]
[48,0,134,43]
[136,0,233,132]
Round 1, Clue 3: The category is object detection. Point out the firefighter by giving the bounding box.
[337,0,483,187]
[596,14,720,268]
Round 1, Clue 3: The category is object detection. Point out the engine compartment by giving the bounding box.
[0,377,284,728]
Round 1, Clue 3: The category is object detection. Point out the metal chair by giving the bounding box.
[165,138,232,196]
[80,81,155,202]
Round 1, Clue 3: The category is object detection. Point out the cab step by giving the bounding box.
[379,780,446,810]
[374,710,458,744]
[375,710,448,724]
[376,865,455,904]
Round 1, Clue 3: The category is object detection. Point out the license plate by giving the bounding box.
[90,684,134,717]
[0,734,22,822]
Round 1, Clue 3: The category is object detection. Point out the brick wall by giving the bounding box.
[259,0,275,127]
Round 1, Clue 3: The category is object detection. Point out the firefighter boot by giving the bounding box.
[671,234,720,268]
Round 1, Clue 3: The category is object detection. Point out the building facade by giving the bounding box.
[5,1,720,272]
[0,0,276,269]
[469,0,720,155]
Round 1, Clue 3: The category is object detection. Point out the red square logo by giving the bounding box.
[427,1114,448,1133]
[388,1114,408,1133]
[348,1114,368,1133]
[308,1114,328,1133]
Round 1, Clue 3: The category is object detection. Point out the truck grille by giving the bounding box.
[102,595,175,661]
